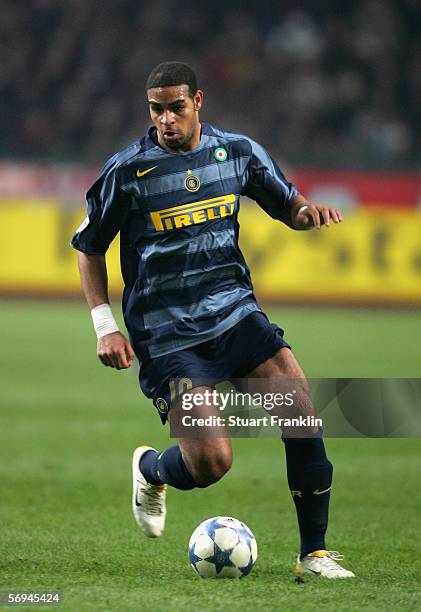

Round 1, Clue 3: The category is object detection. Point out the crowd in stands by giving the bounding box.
[2,0,420,167]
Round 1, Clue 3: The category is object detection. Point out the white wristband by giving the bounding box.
[298,205,308,215]
[91,304,120,339]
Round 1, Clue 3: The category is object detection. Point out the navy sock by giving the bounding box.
[282,437,333,558]
[140,446,197,490]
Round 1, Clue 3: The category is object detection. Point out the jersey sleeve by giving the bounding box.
[70,161,130,255]
[242,138,299,221]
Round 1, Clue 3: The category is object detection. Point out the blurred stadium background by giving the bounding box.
[1,1,421,609]
[1,0,421,303]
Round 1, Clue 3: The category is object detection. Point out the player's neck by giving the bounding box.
[182,123,202,151]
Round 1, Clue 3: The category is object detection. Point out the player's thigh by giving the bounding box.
[246,348,317,433]
[246,346,306,380]
[169,386,232,475]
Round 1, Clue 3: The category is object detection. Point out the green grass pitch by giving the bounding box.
[1,300,420,611]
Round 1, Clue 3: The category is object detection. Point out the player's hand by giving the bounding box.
[97,331,135,369]
[294,202,343,230]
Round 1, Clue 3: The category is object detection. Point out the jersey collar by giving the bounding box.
[146,123,215,155]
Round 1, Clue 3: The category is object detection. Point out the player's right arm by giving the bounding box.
[71,158,134,370]
[77,252,134,370]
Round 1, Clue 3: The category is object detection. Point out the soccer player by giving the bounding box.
[72,62,354,579]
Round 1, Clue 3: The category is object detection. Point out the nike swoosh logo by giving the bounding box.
[136,166,158,178]
[135,482,143,507]
[313,486,332,495]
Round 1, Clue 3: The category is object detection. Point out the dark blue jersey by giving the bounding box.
[71,123,299,361]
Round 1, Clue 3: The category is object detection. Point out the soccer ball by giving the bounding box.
[188,516,257,578]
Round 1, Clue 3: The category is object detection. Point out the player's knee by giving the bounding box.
[295,378,310,397]
[190,447,232,487]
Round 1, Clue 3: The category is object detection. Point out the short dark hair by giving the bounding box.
[146,62,198,97]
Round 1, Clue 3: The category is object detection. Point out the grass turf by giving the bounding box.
[0,300,420,611]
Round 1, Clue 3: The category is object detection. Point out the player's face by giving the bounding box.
[147,85,203,152]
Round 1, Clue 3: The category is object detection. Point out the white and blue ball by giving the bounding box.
[188,516,257,578]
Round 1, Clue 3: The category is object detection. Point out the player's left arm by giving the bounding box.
[287,193,343,231]
[243,138,343,231]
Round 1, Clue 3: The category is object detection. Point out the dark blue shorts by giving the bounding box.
[138,311,291,423]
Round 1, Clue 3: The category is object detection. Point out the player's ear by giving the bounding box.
[193,90,203,112]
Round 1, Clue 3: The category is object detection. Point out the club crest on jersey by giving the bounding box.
[184,170,200,192]
[155,397,169,414]
[150,194,236,231]
[214,147,228,162]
